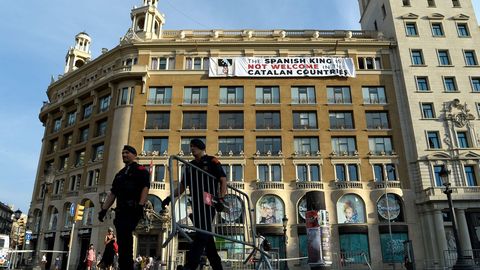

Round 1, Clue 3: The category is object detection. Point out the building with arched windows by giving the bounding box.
[27,0,480,269]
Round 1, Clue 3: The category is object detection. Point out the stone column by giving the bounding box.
[433,210,448,266]
[455,209,472,251]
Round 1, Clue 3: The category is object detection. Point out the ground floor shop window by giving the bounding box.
[339,233,370,264]
[379,232,408,263]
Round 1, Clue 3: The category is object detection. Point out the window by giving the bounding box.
[49,139,58,154]
[329,111,354,129]
[291,86,316,104]
[79,127,89,143]
[296,164,320,181]
[457,23,470,37]
[185,57,209,70]
[256,137,282,155]
[222,164,243,181]
[427,0,436,7]
[256,86,280,104]
[416,76,430,91]
[331,137,356,155]
[220,87,244,104]
[183,87,208,104]
[444,77,457,92]
[82,103,93,120]
[86,170,100,187]
[452,0,460,7]
[431,23,444,36]
[153,165,166,182]
[148,87,172,105]
[405,22,418,36]
[59,155,69,171]
[96,119,107,137]
[63,133,73,149]
[471,78,480,92]
[402,0,410,6]
[292,111,317,129]
[99,95,111,113]
[69,175,80,191]
[433,165,444,186]
[327,86,351,104]
[362,87,387,104]
[464,166,477,186]
[427,131,441,149]
[294,137,319,155]
[374,164,384,181]
[182,111,207,129]
[335,164,359,181]
[411,50,425,65]
[219,137,244,155]
[477,103,480,117]
[75,150,85,166]
[374,164,397,181]
[219,112,244,129]
[258,164,282,182]
[464,50,478,66]
[256,111,281,129]
[66,111,76,127]
[457,131,469,148]
[92,144,104,161]
[118,87,134,106]
[143,137,169,153]
[146,112,170,129]
[53,118,62,133]
[180,137,205,154]
[358,57,382,70]
[368,137,393,155]
[151,57,175,70]
[438,50,451,65]
[366,111,390,129]
[380,232,408,263]
[421,103,435,118]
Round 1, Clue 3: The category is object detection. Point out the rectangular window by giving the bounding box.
[222,164,244,182]
[256,86,280,104]
[75,150,85,166]
[358,57,382,70]
[185,57,209,70]
[457,23,470,37]
[146,112,170,130]
[182,112,207,129]
[421,103,435,118]
[335,164,358,181]
[256,137,282,155]
[336,165,346,181]
[348,164,359,181]
[329,111,354,129]
[380,233,408,263]
[427,0,436,7]
[63,133,73,149]
[362,87,387,104]
[292,111,317,129]
[374,164,384,181]
[258,165,282,182]
[471,78,480,92]
[294,137,319,155]
[368,137,393,155]
[434,165,444,186]
[154,165,165,182]
[427,131,441,149]
[143,137,169,153]
[219,137,244,155]
[386,164,397,180]
[147,87,172,104]
[66,111,76,127]
[82,103,93,120]
[444,77,457,92]
[411,50,425,65]
[416,76,430,91]
[431,23,444,36]
[327,86,351,104]
[96,119,107,137]
[340,234,370,264]
[438,50,451,65]
[464,50,478,66]
[256,111,281,129]
[402,0,410,6]
[49,139,58,154]
[366,111,390,129]
[99,95,111,113]
[219,86,244,104]
[183,87,208,104]
[92,144,104,161]
[465,166,477,186]
[457,131,469,148]
[405,22,418,36]
[331,137,357,156]
[219,112,244,129]
[180,137,205,154]
[291,86,316,103]
[79,127,89,143]
[452,0,461,7]
[59,155,69,171]
[53,118,62,133]
[151,57,175,70]
[118,87,130,105]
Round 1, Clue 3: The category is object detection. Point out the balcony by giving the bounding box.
[145,124,169,130]
[256,124,281,130]
[423,186,480,199]
[373,181,401,189]
[293,124,318,130]
[51,194,63,201]
[219,98,243,104]
[256,98,280,104]
[330,123,354,130]
[295,182,324,189]
[254,182,285,190]
[84,186,97,193]
[146,98,171,105]
[327,98,352,104]
[228,182,245,190]
[292,98,316,104]
[183,98,208,105]
[218,124,244,130]
[334,181,363,189]
[66,191,79,197]
[151,182,166,190]
[366,123,390,130]
[364,98,387,104]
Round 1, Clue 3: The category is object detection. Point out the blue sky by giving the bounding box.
[0,0,479,214]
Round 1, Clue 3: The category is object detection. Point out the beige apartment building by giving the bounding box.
[25,0,437,269]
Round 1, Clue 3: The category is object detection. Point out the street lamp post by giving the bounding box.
[282,215,289,270]
[9,209,22,270]
[439,166,474,270]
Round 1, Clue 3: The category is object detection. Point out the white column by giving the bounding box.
[456,209,472,251]
[306,164,311,181]
[433,210,448,265]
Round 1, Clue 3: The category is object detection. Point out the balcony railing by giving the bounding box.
[255,182,285,190]
[183,98,208,104]
[373,181,401,189]
[228,182,245,190]
[293,124,318,129]
[256,98,280,104]
[151,182,166,190]
[256,124,281,129]
[364,98,387,104]
[327,98,352,104]
[51,194,62,201]
[366,123,390,129]
[219,124,244,129]
[219,98,243,104]
[84,186,97,193]
[330,123,354,129]
[145,124,169,130]
[147,98,172,105]
[334,181,363,189]
[66,191,79,197]
[292,98,316,104]
[182,124,207,130]
[295,182,324,189]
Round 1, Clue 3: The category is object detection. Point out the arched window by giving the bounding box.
[219,194,244,223]
[376,193,404,222]
[256,195,284,225]
[336,194,366,224]
[48,206,59,230]
[147,194,163,213]
[63,202,73,228]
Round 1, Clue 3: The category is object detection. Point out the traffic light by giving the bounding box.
[74,204,85,221]
[18,234,24,245]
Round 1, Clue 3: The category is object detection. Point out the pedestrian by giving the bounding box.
[41,254,47,270]
[162,138,227,270]
[98,145,150,270]
[84,244,96,270]
[54,255,61,270]
[97,227,116,270]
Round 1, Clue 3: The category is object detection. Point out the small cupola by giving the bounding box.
[130,0,165,40]
[64,32,92,74]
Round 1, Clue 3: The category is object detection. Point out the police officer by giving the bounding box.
[98,145,150,270]
[163,138,227,270]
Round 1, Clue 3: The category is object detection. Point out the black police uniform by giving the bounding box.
[184,155,226,270]
[111,162,150,270]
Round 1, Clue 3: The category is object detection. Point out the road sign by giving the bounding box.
[70,204,75,217]
[25,230,32,245]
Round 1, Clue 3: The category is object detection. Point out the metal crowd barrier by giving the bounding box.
[162,155,272,270]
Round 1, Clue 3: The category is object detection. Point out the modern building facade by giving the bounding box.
[0,202,13,235]
[359,0,480,268]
